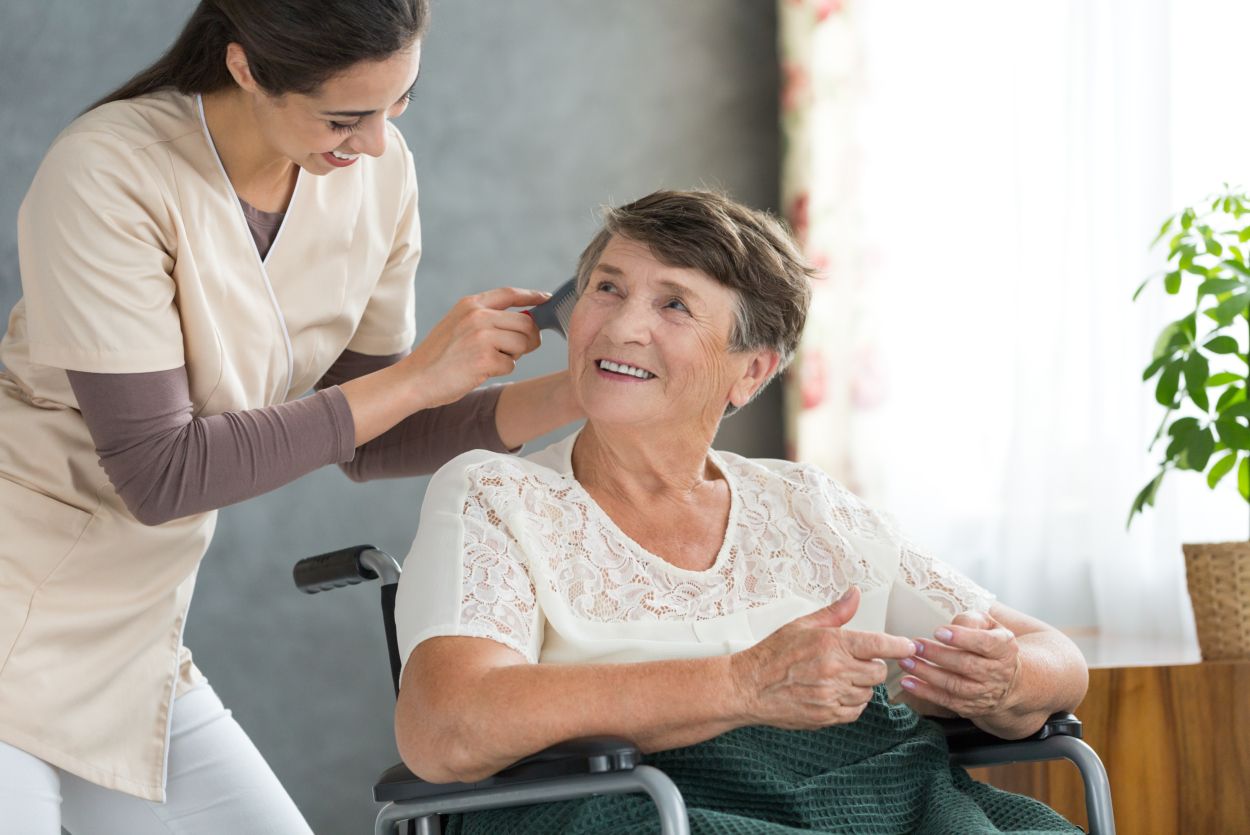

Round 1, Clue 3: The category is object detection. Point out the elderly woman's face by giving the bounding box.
[567,237,766,431]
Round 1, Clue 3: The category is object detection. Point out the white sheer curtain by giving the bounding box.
[792,0,1250,648]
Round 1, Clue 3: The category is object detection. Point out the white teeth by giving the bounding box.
[330,150,360,160]
[598,360,653,379]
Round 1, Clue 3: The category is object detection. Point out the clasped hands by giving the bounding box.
[733,587,1020,729]
[898,609,1021,719]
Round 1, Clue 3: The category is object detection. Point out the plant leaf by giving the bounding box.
[1207,372,1242,387]
[1226,260,1250,279]
[1193,386,1211,412]
[1209,451,1237,488]
[1216,418,1250,451]
[1217,385,1245,412]
[1156,361,1182,406]
[1167,416,1201,439]
[1240,226,1250,243]
[1183,426,1217,470]
[1209,292,1250,327]
[1222,401,1250,421]
[1204,334,1241,354]
[1164,270,1183,293]
[1154,319,1192,359]
[1152,215,1175,246]
[1184,351,1210,388]
[1142,355,1169,380]
[1240,457,1250,500]
[1169,232,1186,258]
[1178,244,1199,272]
[1184,353,1210,412]
[1198,277,1244,297]
[1127,470,1166,528]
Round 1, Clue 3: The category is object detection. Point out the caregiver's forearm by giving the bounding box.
[494,370,584,450]
[397,638,748,784]
[320,355,576,480]
[333,384,512,481]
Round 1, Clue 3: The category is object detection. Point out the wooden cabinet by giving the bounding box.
[969,659,1250,834]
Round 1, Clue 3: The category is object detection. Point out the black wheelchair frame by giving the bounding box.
[294,545,1116,835]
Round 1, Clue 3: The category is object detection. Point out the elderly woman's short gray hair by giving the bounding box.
[574,190,815,373]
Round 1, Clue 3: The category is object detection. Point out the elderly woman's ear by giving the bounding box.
[728,348,783,409]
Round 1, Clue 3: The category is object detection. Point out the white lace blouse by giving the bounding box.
[395,430,995,697]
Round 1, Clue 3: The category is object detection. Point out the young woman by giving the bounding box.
[0,1,581,831]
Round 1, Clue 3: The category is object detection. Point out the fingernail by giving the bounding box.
[836,587,855,603]
[935,628,953,643]
[899,657,915,671]
[900,678,916,691]
[914,640,925,655]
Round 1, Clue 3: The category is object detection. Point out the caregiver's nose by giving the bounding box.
[355,119,390,158]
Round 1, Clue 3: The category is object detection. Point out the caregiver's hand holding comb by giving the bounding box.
[342,287,583,449]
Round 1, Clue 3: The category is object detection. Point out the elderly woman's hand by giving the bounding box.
[730,587,916,729]
[897,610,1021,718]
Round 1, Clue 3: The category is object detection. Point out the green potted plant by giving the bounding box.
[1131,184,1250,660]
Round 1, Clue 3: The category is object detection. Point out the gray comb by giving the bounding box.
[525,277,579,339]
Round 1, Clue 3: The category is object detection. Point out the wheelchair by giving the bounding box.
[293,545,1117,835]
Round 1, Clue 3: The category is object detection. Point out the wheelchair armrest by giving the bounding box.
[935,711,1082,753]
[374,737,643,803]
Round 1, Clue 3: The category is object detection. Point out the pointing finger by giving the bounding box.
[844,630,916,661]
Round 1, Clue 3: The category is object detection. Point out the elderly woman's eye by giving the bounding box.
[666,299,689,312]
[597,281,618,294]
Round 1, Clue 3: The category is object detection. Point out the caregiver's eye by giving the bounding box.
[330,120,363,133]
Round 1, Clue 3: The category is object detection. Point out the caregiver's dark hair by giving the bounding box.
[88,0,430,111]
[576,190,816,372]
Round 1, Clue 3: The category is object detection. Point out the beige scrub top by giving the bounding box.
[0,90,420,801]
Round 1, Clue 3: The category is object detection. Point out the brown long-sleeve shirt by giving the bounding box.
[67,355,509,526]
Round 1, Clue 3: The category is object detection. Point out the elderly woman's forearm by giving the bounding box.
[973,630,1088,738]
[396,640,749,784]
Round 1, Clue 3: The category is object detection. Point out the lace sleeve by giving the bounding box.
[889,523,995,617]
[810,468,994,618]
[458,476,541,662]
[394,452,542,671]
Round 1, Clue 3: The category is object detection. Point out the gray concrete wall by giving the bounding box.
[1,1,780,830]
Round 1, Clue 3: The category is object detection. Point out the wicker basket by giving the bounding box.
[1182,541,1250,660]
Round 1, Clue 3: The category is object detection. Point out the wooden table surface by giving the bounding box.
[968,657,1250,834]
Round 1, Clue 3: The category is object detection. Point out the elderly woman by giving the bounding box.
[392,190,1088,835]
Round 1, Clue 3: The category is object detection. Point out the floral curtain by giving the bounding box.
[777,0,1250,651]
[779,0,881,496]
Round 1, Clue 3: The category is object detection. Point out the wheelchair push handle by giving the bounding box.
[293,544,400,593]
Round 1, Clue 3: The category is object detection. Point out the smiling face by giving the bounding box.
[568,236,781,435]
[226,42,421,176]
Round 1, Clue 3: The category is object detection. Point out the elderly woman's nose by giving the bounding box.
[600,300,654,343]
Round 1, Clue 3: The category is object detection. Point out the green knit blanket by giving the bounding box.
[445,688,1083,835]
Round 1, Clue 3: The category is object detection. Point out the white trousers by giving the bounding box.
[0,683,313,835]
